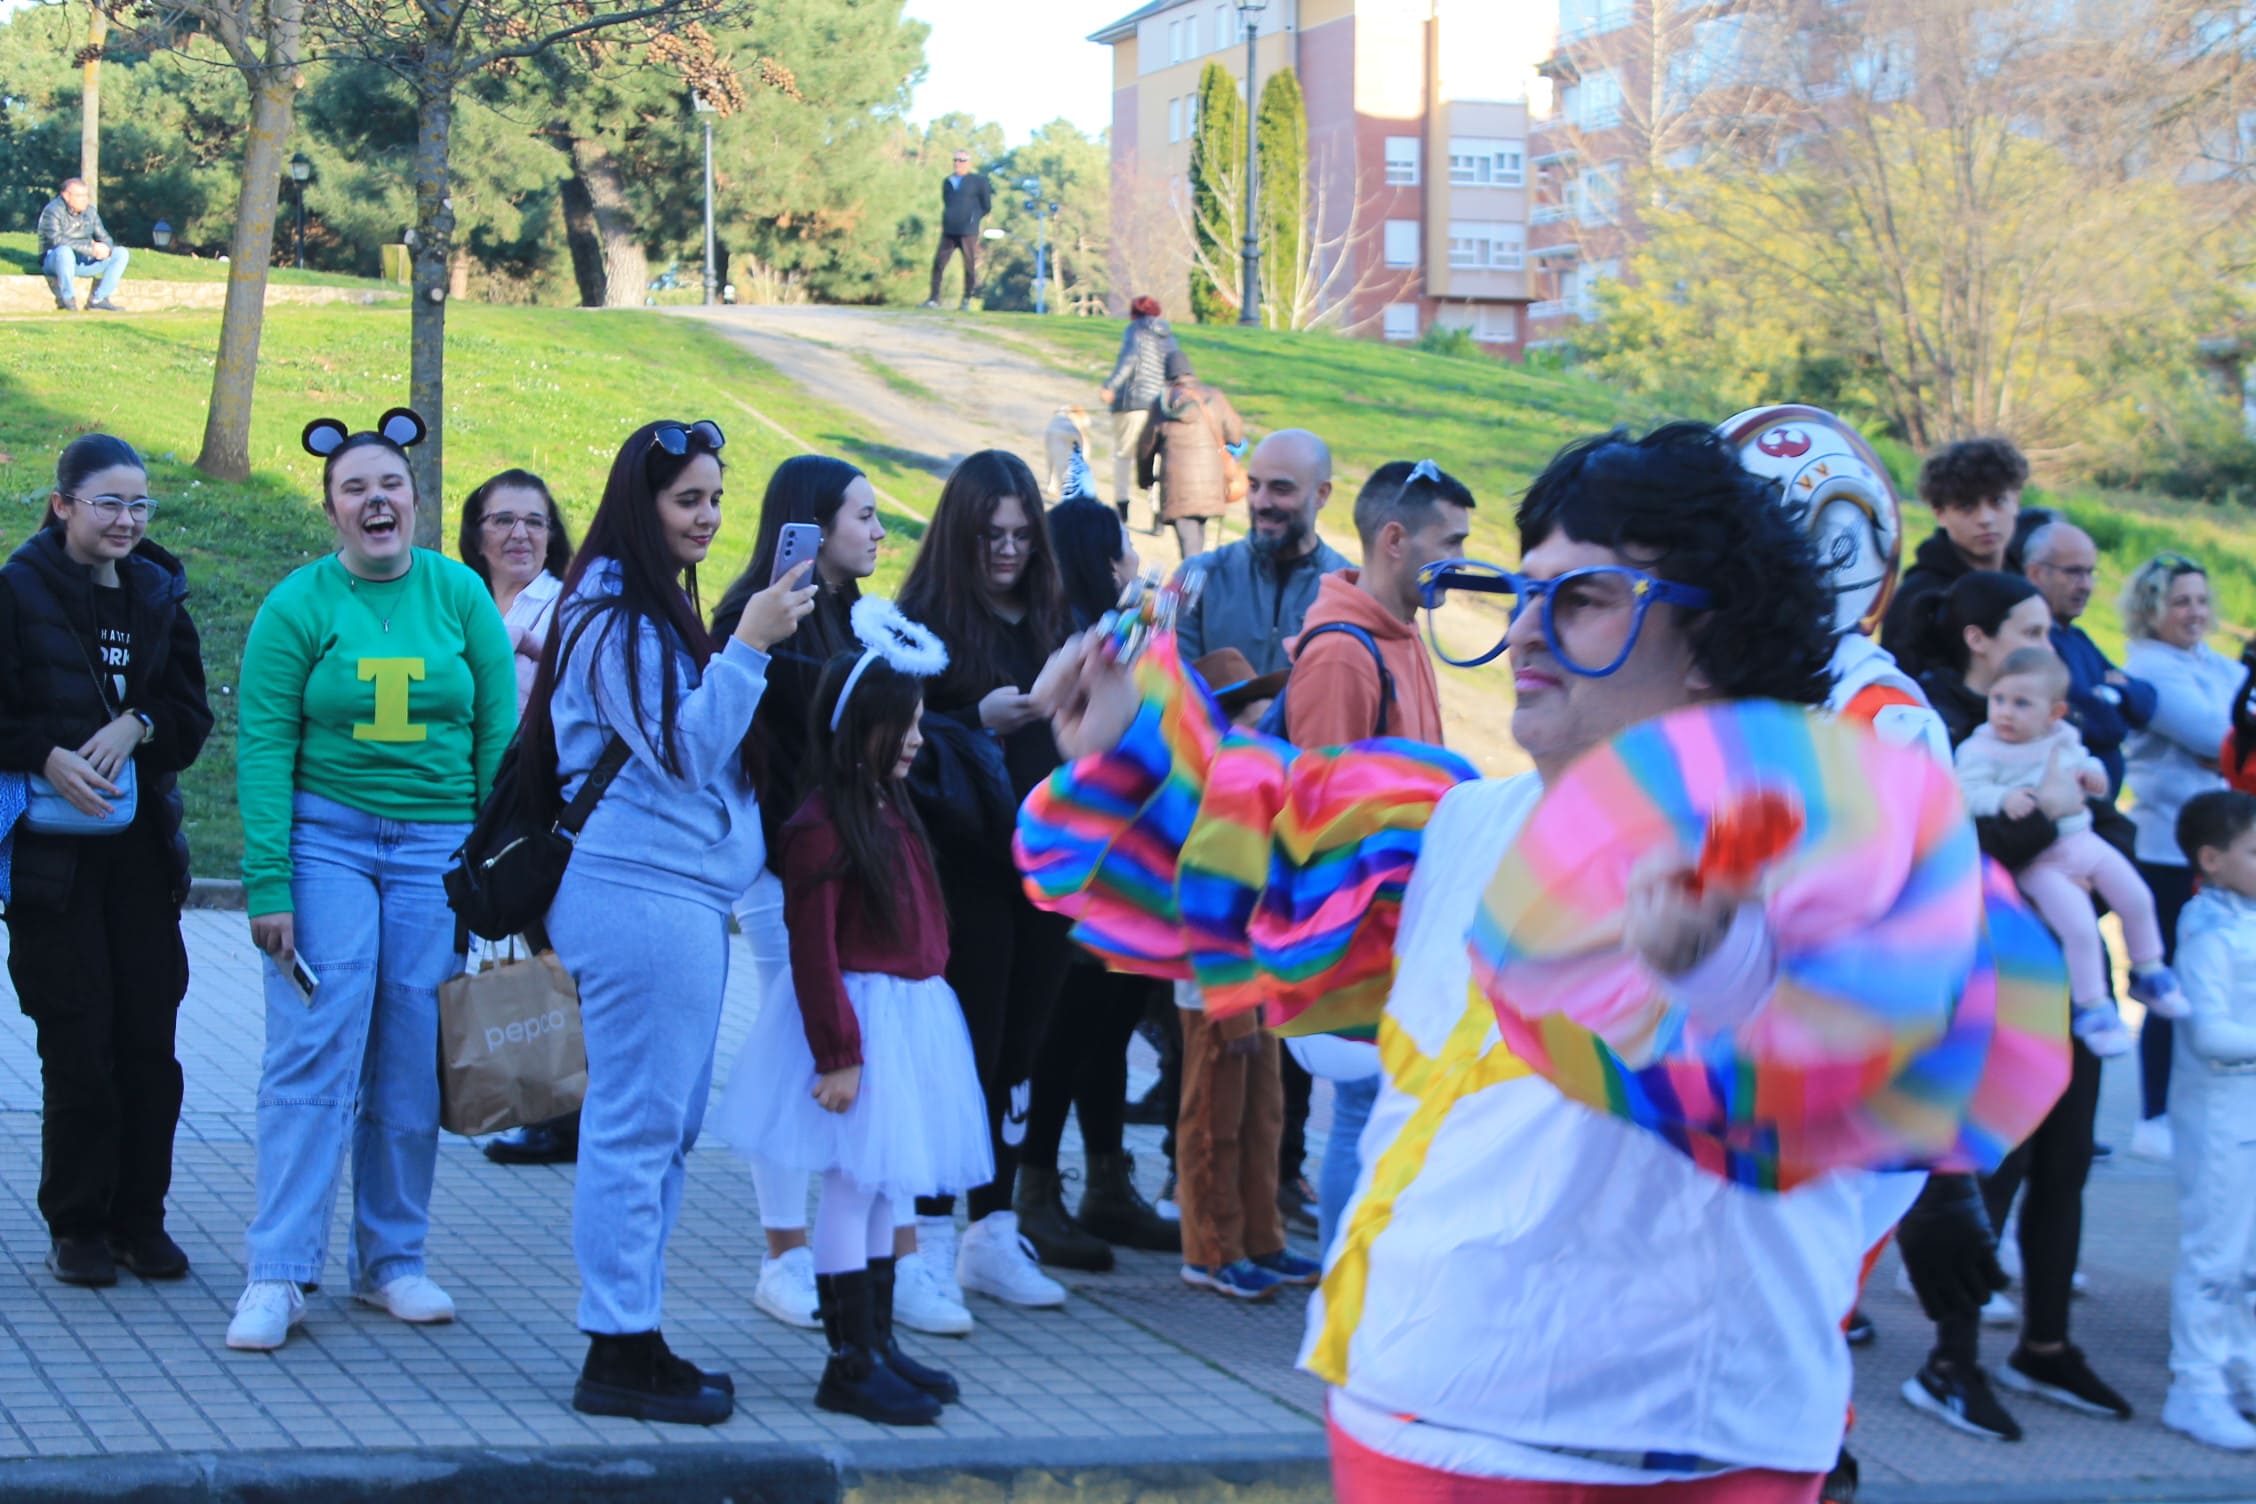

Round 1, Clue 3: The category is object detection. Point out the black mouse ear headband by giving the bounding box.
[302,407,429,459]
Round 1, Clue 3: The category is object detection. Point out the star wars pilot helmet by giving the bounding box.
[1719,405,1901,638]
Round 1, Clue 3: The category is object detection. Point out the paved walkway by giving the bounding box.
[0,914,2248,1501]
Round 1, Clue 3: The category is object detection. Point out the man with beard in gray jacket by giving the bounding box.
[1175,429,1349,676]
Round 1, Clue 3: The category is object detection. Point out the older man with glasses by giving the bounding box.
[2023,518,2156,802]
[925,149,992,311]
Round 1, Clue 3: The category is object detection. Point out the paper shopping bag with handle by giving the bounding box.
[437,940,588,1137]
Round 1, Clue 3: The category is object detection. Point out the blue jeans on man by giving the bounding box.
[43,244,129,308]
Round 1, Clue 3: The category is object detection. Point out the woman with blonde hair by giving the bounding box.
[2123,553,2240,1160]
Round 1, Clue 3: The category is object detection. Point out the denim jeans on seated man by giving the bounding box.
[44,244,130,308]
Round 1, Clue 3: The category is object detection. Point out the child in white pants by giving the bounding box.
[2163,790,2256,1451]
[1953,646,2185,1054]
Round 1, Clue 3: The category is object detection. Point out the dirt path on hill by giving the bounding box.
[668,304,1530,775]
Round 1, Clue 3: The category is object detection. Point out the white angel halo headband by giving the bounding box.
[830,596,950,732]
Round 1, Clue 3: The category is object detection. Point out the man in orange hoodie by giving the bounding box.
[1279,459,1472,1258]
[1284,459,1474,752]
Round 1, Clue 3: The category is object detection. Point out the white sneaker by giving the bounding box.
[1997,1220,2021,1284]
[916,1215,967,1308]
[2131,1117,2175,1163]
[894,1250,974,1336]
[226,1280,307,1351]
[752,1245,820,1329]
[2164,1388,2256,1450]
[1981,1289,2020,1327]
[956,1211,1067,1308]
[355,1273,456,1324]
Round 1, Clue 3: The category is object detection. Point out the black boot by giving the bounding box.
[868,1257,959,1403]
[483,1114,579,1165]
[1012,1165,1114,1272]
[573,1332,732,1424]
[109,1230,190,1280]
[814,1270,943,1426]
[652,1329,734,1396]
[1076,1151,1181,1253]
[46,1236,117,1288]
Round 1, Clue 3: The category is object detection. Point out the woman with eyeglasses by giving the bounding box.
[518,419,816,1423]
[896,449,1079,1309]
[458,469,576,717]
[2123,553,2238,1157]
[231,410,517,1353]
[0,434,213,1290]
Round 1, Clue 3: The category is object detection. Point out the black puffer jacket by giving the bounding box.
[0,529,213,909]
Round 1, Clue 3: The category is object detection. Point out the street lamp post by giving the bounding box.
[1236,0,1268,329]
[1020,177,1058,316]
[151,221,173,251]
[289,152,312,269]
[693,90,717,307]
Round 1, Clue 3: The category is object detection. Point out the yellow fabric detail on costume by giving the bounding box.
[1308,985,1533,1385]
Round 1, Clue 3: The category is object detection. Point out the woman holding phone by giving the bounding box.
[520,420,817,1423]
[0,433,212,1289]
[231,410,516,1352]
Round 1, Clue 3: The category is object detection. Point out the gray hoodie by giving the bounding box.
[549,557,770,910]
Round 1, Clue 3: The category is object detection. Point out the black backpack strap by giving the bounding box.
[1298,623,1394,738]
[556,734,632,837]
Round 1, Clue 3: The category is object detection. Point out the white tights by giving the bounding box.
[812,1171,895,1276]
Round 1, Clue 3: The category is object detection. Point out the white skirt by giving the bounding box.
[716,969,993,1201]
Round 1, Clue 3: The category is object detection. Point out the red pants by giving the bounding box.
[1330,1417,1822,1504]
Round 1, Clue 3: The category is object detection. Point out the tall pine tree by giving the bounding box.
[1188,60,1243,325]
[1255,68,1305,331]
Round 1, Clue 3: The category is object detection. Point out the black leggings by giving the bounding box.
[3,822,189,1241]
[1019,965,1158,1173]
[2138,860,2196,1121]
[1931,1039,2100,1364]
[915,880,1075,1223]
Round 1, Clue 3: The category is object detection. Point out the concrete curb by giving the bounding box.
[0,1434,1333,1501]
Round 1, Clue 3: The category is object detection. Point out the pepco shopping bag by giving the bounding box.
[438,941,588,1137]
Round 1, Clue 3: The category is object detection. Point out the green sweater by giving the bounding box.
[237,549,516,914]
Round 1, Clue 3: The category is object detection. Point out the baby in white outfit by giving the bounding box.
[1954,646,2186,1055]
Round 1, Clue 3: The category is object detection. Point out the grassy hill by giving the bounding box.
[3,299,2251,880]
[1,231,382,291]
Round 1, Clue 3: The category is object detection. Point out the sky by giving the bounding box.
[903,0,1557,145]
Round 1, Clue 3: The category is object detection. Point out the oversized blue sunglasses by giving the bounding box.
[1415,559,1715,677]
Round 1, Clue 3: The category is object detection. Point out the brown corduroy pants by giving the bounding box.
[1175,1000,1285,1270]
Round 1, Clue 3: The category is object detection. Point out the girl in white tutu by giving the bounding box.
[726,598,991,1426]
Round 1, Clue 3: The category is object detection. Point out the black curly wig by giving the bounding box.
[1517,422,1835,707]
[1918,437,2028,514]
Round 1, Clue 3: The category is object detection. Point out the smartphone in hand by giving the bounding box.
[771,523,824,586]
[276,953,319,1006]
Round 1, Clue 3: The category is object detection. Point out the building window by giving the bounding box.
[1575,69,1623,130]
[1187,11,1200,56]
[1447,222,1524,271]
[1216,4,1231,47]
[1848,32,1915,103]
[1476,304,1518,343]
[1169,18,1182,64]
[1385,137,1422,186]
[1383,220,1421,268]
[1448,137,1526,187]
[1169,97,1183,144]
[1187,91,1198,137]
[1579,161,1622,224]
[1383,303,1420,341]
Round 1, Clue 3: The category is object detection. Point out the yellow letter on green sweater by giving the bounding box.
[355,657,428,742]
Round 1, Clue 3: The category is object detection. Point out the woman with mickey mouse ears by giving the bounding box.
[228,408,518,1353]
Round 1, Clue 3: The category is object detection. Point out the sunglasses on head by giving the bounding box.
[651,420,726,457]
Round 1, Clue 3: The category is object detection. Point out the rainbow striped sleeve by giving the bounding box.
[1470,702,2069,1189]
[1016,633,1477,1033]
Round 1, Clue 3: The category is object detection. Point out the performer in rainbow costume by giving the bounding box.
[1016,422,2067,1501]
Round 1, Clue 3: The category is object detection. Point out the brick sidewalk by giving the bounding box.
[0,913,2246,1500]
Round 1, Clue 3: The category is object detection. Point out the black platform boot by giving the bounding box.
[1012,1165,1114,1271]
[814,1269,943,1426]
[1076,1151,1181,1253]
[573,1331,732,1425]
[868,1256,960,1403]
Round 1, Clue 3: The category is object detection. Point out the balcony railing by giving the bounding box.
[1531,203,1571,224]
[1530,299,1573,320]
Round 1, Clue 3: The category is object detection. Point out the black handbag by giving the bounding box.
[445,734,631,943]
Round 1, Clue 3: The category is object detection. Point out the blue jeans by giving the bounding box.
[1318,1074,1378,1260]
[551,868,731,1334]
[244,792,465,1290]
[43,244,129,306]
